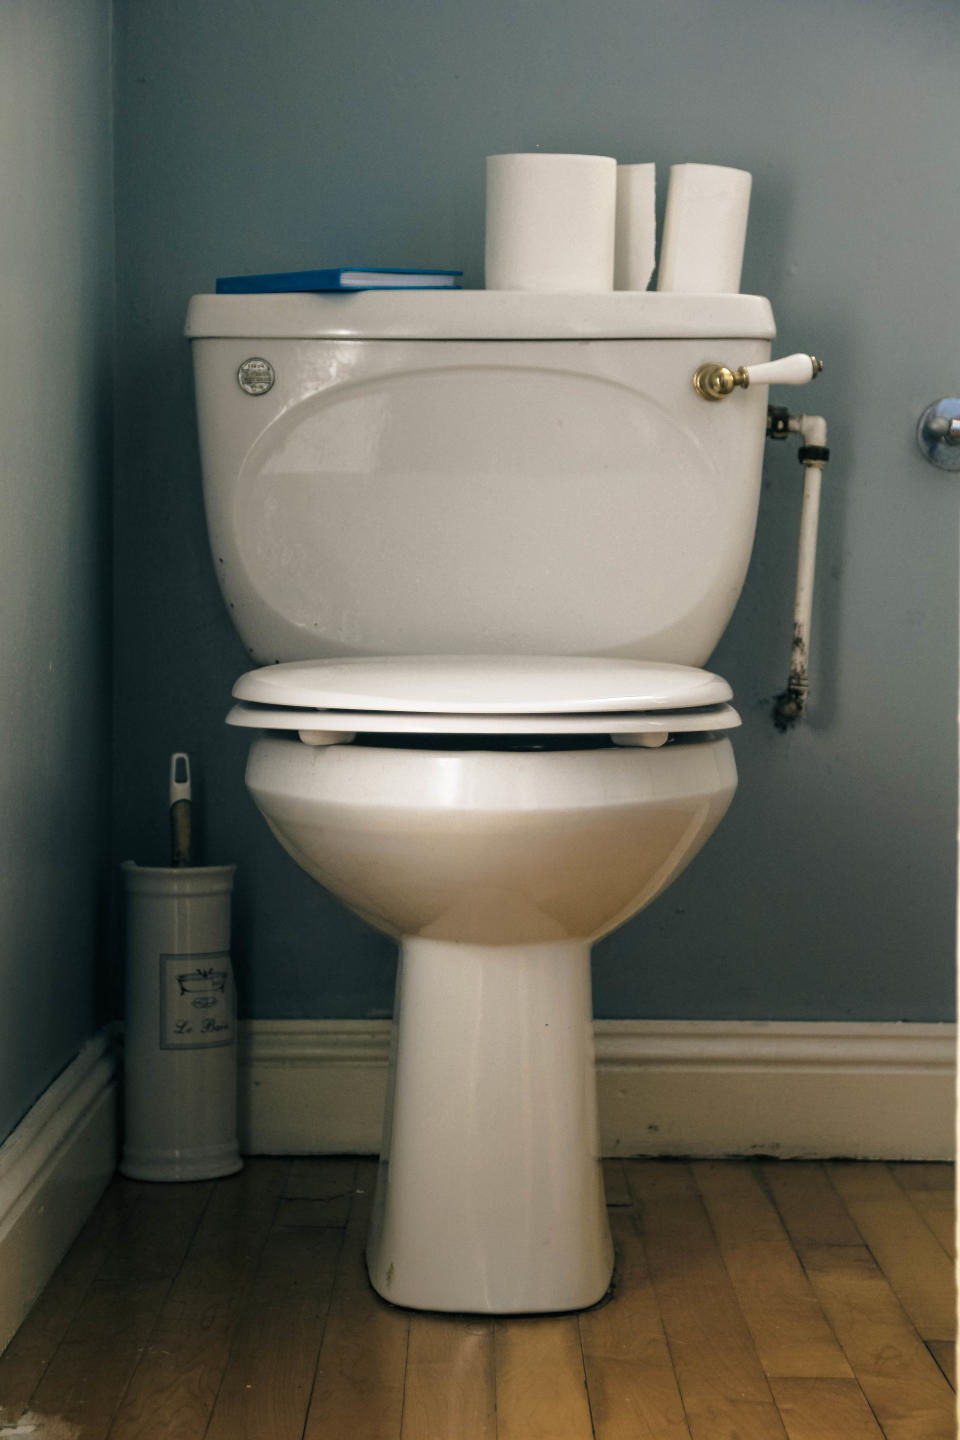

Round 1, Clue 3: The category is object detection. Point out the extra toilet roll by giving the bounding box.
[614,163,656,291]
[485,153,617,292]
[657,163,752,293]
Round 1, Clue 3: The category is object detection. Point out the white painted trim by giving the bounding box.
[239,1018,956,1162]
[240,1021,388,1157]
[592,1020,956,1161]
[0,1031,120,1355]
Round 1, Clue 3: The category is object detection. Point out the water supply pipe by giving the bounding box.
[768,410,830,730]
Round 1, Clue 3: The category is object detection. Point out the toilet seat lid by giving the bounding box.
[231,655,733,715]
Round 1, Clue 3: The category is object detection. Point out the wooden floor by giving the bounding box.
[0,1158,954,1439]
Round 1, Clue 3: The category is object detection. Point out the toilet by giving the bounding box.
[186,288,810,1313]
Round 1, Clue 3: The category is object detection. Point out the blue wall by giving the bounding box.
[0,0,114,1142]
[112,0,957,1023]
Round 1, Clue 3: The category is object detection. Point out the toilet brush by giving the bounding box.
[121,753,241,1180]
[169,752,192,866]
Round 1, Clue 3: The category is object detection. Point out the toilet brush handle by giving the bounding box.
[169,752,192,867]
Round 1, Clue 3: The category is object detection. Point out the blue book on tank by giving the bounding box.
[215,267,462,294]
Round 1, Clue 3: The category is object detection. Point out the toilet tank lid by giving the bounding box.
[185,291,775,341]
[231,656,734,715]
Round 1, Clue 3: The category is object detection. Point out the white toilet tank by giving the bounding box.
[186,291,775,666]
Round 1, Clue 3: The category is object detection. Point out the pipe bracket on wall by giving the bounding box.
[916,399,960,471]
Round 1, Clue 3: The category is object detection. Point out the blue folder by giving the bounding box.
[215,267,462,294]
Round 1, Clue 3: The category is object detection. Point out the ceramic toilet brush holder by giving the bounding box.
[120,862,242,1181]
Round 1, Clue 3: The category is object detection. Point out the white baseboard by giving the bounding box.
[239,1019,956,1162]
[0,1031,120,1356]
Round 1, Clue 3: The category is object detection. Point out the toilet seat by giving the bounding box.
[227,656,741,742]
[232,654,733,713]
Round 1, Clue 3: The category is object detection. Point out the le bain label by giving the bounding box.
[159,951,235,1049]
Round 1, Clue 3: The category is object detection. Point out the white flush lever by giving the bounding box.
[693,352,823,401]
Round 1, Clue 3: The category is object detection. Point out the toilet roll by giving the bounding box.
[614,163,656,290]
[656,163,752,293]
[484,153,617,292]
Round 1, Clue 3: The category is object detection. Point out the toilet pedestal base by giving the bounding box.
[365,937,613,1314]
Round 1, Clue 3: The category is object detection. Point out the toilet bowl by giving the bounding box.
[186,289,791,1313]
[242,730,736,947]
[226,653,738,1311]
